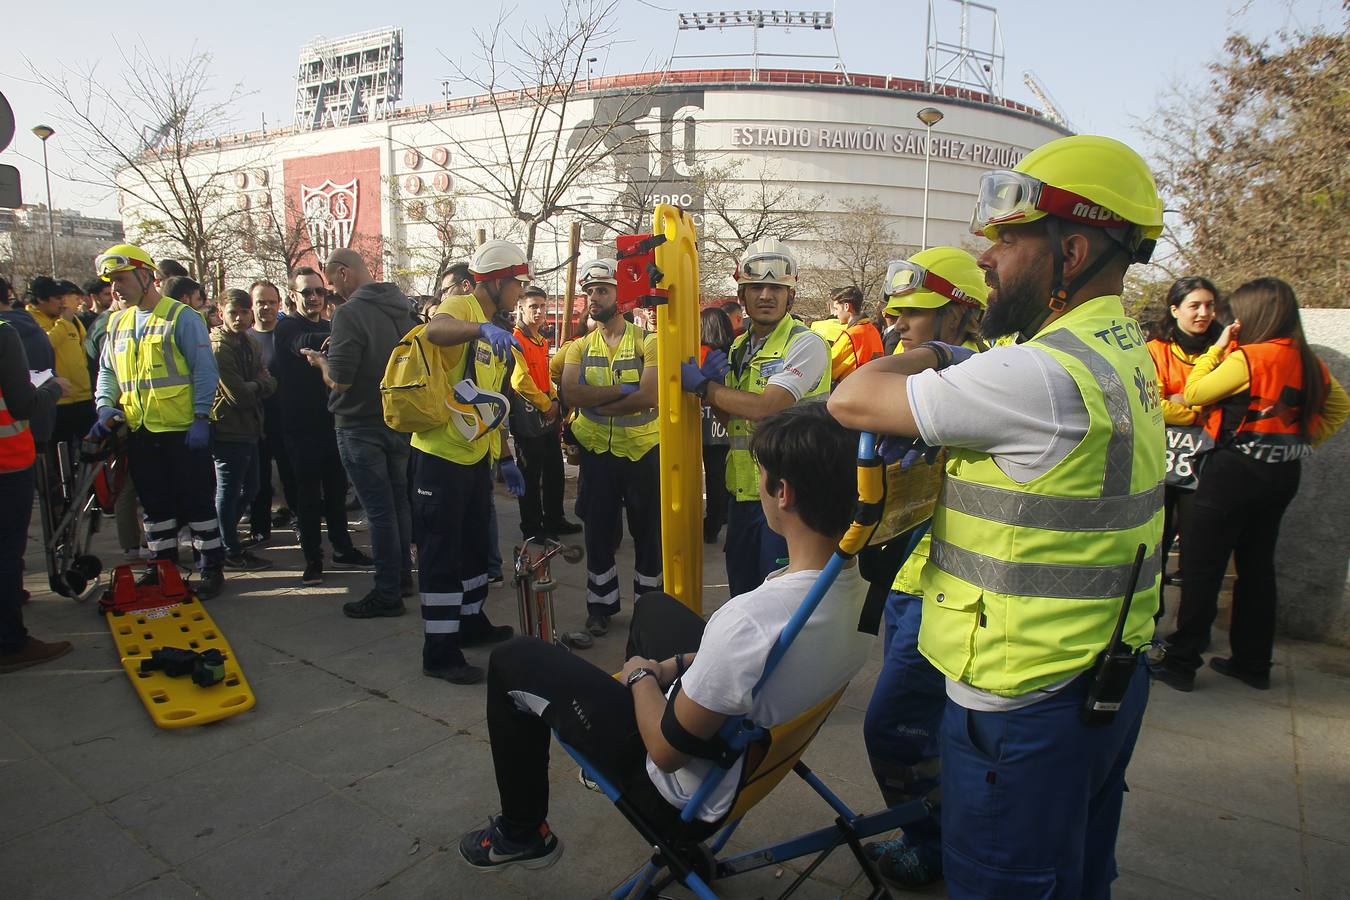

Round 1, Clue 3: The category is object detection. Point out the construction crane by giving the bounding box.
[1023,70,1074,132]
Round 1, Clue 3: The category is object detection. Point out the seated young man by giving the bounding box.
[460,402,874,871]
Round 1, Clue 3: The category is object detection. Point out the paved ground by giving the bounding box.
[4,474,1350,899]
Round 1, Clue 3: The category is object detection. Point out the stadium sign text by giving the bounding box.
[729,124,1026,167]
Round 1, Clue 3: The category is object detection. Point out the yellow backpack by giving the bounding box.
[381,323,451,433]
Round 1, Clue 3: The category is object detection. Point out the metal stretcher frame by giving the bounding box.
[560,432,936,900]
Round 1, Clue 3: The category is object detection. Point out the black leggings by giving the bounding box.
[486,592,710,842]
[1166,449,1301,675]
[1158,485,1197,619]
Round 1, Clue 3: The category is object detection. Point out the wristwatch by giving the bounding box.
[626,667,658,687]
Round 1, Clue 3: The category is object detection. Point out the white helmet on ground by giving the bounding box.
[470,240,533,284]
[734,238,799,286]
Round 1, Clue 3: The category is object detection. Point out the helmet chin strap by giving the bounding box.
[1018,218,1124,343]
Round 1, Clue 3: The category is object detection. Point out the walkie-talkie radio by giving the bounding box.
[1081,544,1149,727]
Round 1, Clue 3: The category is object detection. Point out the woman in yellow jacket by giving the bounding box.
[1146,276,1221,598]
[1156,278,1349,691]
[27,277,94,471]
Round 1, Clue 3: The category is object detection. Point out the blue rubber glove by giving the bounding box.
[680,357,708,395]
[700,349,729,384]
[89,406,124,441]
[618,383,638,395]
[478,322,522,360]
[500,459,526,497]
[185,418,211,451]
[878,436,940,470]
[925,341,976,369]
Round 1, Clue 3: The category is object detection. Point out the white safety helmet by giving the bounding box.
[578,258,619,289]
[734,238,799,286]
[470,240,533,284]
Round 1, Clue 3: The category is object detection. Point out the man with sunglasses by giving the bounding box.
[679,238,830,599]
[273,266,372,587]
[91,243,225,599]
[830,135,1166,898]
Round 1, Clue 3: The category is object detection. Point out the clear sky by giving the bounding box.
[0,0,1339,219]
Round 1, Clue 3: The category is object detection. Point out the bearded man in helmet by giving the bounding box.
[559,258,662,637]
[91,243,226,599]
[830,136,1166,898]
[412,239,531,685]
[679,239,830,598]
[857,247,988,890]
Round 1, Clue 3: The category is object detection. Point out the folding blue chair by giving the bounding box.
[560,432,943,899]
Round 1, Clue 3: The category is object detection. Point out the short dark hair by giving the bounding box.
[249,279,280,296]
[0,275,11,306]
[439,261,472,291]
[156,259,189,279]
[831,285,864,312]
[83,277,107,296]
[522,285,547,299]
[720,299,743,315]
[162,276,203,303]
[222,288,252,309]
[293,265,319,278]
[749,402,858,537]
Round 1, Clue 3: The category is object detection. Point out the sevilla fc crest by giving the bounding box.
[300,178,358,265]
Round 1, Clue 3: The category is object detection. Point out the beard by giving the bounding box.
[979,268,1047,341]
[591,303,618,323]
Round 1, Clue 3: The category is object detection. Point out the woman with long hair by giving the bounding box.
[1155,278,1348,691]
[699,305,736,544]
[1147,277,1222,601]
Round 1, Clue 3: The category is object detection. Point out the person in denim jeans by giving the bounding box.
[305,250,417,617]
[210,290,276,570]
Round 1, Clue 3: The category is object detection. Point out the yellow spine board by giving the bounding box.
[106,596,256,729]
[652,204,704,614]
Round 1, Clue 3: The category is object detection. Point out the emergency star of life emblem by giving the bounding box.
[300,178,358,265]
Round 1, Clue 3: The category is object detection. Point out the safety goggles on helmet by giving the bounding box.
[883,260,981,310]
[735,252,798,286]
[969,170,1133,237]
[472,261,535,284]
[95,252,154,281]
[579,259,619,288]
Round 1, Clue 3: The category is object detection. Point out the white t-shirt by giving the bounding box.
[907,343,1092,711]
[647,564,872,821]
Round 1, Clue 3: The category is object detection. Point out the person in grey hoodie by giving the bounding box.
[304,249,418,618]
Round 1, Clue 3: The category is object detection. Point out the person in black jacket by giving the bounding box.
[0,320,70,671]
[273,266,372,586]
[305,249,417,617]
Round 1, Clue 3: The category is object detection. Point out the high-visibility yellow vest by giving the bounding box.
[411,294,508,466]
[919,295,1165,696]
[569,323,659,462]
[725,316,829,500]
[109,298,195,433]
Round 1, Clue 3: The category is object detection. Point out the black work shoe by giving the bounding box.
[343,589,406,619]
[585,614,610,637]
[462,618,514,647]
[1150,662,1195,692]
[243,532,269,547]
[488,573,505,588]
[703,520,721,545]
[401,572,417,598]
[331,549,375,570]
[224,551,274,572]
[545,519,582,536]
[424,663,485,685]
[195,569,224,601]
[271,507,294,528]
[1209,656,1271,690]
[458,816,562,872]
[301,562,323,586]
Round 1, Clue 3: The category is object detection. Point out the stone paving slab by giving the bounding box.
[6,479,1350,899]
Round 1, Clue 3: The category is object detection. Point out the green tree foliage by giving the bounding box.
[1143,16,1350,306]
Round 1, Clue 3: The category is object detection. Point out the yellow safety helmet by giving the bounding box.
[95,243,157,282]
[884,247,988,314]
[970,135,1164,264]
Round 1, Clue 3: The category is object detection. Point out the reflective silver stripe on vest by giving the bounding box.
[728,434,751,450]
[118,305,192,391]
[0,396,26,438]
[941,480,1163,533]
[1037,329,1134,497]
[930,538,1161,600]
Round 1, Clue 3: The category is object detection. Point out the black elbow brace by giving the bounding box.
[659,684,739,768]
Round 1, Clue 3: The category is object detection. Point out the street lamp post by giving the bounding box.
[31,124,56,274]
[916,107,944,251]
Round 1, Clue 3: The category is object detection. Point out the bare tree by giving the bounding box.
[692,157,825,297]
[797,198,909,320]
[29,47,253,279]
[384,184,480,296]
[429,0,661,260]
[1138,15,1350,306]
[236,193,310,285]
[0,222,112,288]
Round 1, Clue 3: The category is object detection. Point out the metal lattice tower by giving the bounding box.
[294,28,404,130]
[924,0,1005,99]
